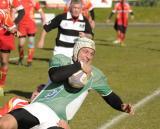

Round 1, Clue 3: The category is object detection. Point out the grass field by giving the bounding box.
[0,8,160,129]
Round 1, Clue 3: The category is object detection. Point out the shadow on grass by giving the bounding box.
[5,90,32,99]
[9,60,18,66]
[94,38,116,47]
[9,57,49,66]
[41,47,53,51]
[131,41,160,52]
[33,57,50,62]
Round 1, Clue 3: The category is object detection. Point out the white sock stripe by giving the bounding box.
[98,88,160,129]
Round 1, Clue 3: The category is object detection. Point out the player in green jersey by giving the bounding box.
[0,37,134,129]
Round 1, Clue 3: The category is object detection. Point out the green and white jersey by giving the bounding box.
[33,54,112,121]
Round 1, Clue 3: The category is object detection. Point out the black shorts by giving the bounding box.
[0,49,11,53]
[9,108,39,129]
[114,21,127,34]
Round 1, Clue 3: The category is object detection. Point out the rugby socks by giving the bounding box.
[0,67,8,86]
[27,48,34,64]
[19,46,24,60]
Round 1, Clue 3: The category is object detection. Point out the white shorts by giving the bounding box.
[23,102,60,129]
[53,46,73,58]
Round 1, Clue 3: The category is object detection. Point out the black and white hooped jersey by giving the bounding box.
[44,12,93,48]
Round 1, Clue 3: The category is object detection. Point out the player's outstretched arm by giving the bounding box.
[103,92,134,115]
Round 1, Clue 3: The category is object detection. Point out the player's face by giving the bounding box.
[30,89,39,101]
[70,3,82,18]
[78,47,95,64]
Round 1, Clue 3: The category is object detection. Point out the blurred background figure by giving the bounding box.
[16,0,45,67]
[107,0,134,46]
[64,0,95,29]
[0,0,24,96]
[0,84,45,117]
[37,0,93,58]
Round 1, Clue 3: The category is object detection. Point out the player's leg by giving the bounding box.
[26,22,37,67]
[0,50,10,96]
[113,21,121,44]
[0,108,39,129]
[0,33,15,96]
[18,36,26,65]
[119,25,127,46]
[17,23,27,65]
[0,114,18,129]
[27,34,35,67]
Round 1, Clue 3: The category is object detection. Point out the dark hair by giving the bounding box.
[37,84,45,92]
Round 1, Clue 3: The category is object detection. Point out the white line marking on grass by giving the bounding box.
[98,88,160,129]
[9,56,27,61]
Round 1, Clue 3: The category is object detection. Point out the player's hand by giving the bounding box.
[121,103,134,115]
[81,61,92,76]
[57,120,70,129]
[79,32,86,37]
[9,28,21,37]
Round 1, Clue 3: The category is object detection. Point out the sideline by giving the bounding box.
[96,23,160,27]
[98,88,160,129]
[9,56,27,61]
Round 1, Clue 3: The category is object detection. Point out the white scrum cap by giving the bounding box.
[73,37,96,61]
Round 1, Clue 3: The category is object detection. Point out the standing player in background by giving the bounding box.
[107,0,134,46]
[0,0,24,96]
[64,0,95,29]
[37,0,93,58]
[17,0,45,66]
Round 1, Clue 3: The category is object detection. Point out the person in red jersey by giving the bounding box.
[107,0,134,46]
[17,0,45,66]
[0,0,24,96]
[0,84,45,117]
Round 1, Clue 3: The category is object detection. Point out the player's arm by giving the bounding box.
[49,59,92,83]
[79,17,94,39]
[106,10,116,23]
[12,0,25,24]
[130,11,134,20]
[106,4,117,23]
[36,2,46,24]
[102,92,134,114]
[14,9,24,24]
[43,14,63,32]
[89,9,95,21]
[37,13,63,48]
[48,62,81,82]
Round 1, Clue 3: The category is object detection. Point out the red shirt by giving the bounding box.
[113,2,132,26]
[0,0,23,31]
[0,97,29,117]
[19,0,41,24]
[0,0,23,10]
[0,9,15,30]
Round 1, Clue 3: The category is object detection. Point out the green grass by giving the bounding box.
[0,25,160,129]
[1,8,160,129]
[43,6,160,23]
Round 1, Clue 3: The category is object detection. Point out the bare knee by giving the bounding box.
[0,114,18,129]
